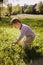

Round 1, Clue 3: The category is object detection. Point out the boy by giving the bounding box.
[11,18,35,49]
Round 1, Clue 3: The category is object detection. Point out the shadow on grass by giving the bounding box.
[23,46,43,64]
[0,17,11,26]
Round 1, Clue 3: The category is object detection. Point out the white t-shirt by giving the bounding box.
[18,24,35,41]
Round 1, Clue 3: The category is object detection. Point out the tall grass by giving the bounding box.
[0,17,43,65]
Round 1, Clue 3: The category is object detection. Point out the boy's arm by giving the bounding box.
[15,34,24,44]
[15,30,25,44]
[15,39,20,44]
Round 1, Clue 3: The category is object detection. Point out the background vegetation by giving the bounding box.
[0,1,43,18]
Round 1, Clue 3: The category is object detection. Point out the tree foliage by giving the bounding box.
[12,4,21,15]
[0,0,3,19]
[24,6,33,14]
[7,4,12,16]
[35,1,43,14]
[0,0,3,3]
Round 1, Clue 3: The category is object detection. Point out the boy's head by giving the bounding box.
[11,18,22,29]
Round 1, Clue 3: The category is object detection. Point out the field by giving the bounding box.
[0,15,43,65]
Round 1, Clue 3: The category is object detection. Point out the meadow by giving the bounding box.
[0,15,43,65]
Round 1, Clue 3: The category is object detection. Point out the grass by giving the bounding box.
[0,17,43,65]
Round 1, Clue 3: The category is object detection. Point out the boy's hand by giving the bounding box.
[12,39,19,46]
[15,39,19,44]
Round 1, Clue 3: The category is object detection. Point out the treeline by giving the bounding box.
[7,1,43,15]
[0,1,43,17]
[22,1,43,14]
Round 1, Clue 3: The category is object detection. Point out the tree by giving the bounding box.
[12,4,21,15]
[35,1,43,14]
[22,4,36,14]
[24,5,34,14]
[7,4,12,16]
[0,3,1,19]
[0,0,8,19]
[0,0,3,19]
[0,0,3,2]
[32,4,37,14]
[23,4,28,13]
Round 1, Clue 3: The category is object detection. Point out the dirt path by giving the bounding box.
[30,58,43,65]
[13,14,43,19]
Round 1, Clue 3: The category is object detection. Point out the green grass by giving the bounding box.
[0,17,43,65]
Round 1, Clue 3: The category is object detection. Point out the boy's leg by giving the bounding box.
[22,36,35,49]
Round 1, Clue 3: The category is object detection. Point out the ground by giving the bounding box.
[0,14,43,65]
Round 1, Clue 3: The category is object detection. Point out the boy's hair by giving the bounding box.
[11,18,21,25]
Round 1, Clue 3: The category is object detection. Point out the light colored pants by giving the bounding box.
[22,36,35,49]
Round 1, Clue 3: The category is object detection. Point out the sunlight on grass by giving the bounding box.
[0,17,43,65]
